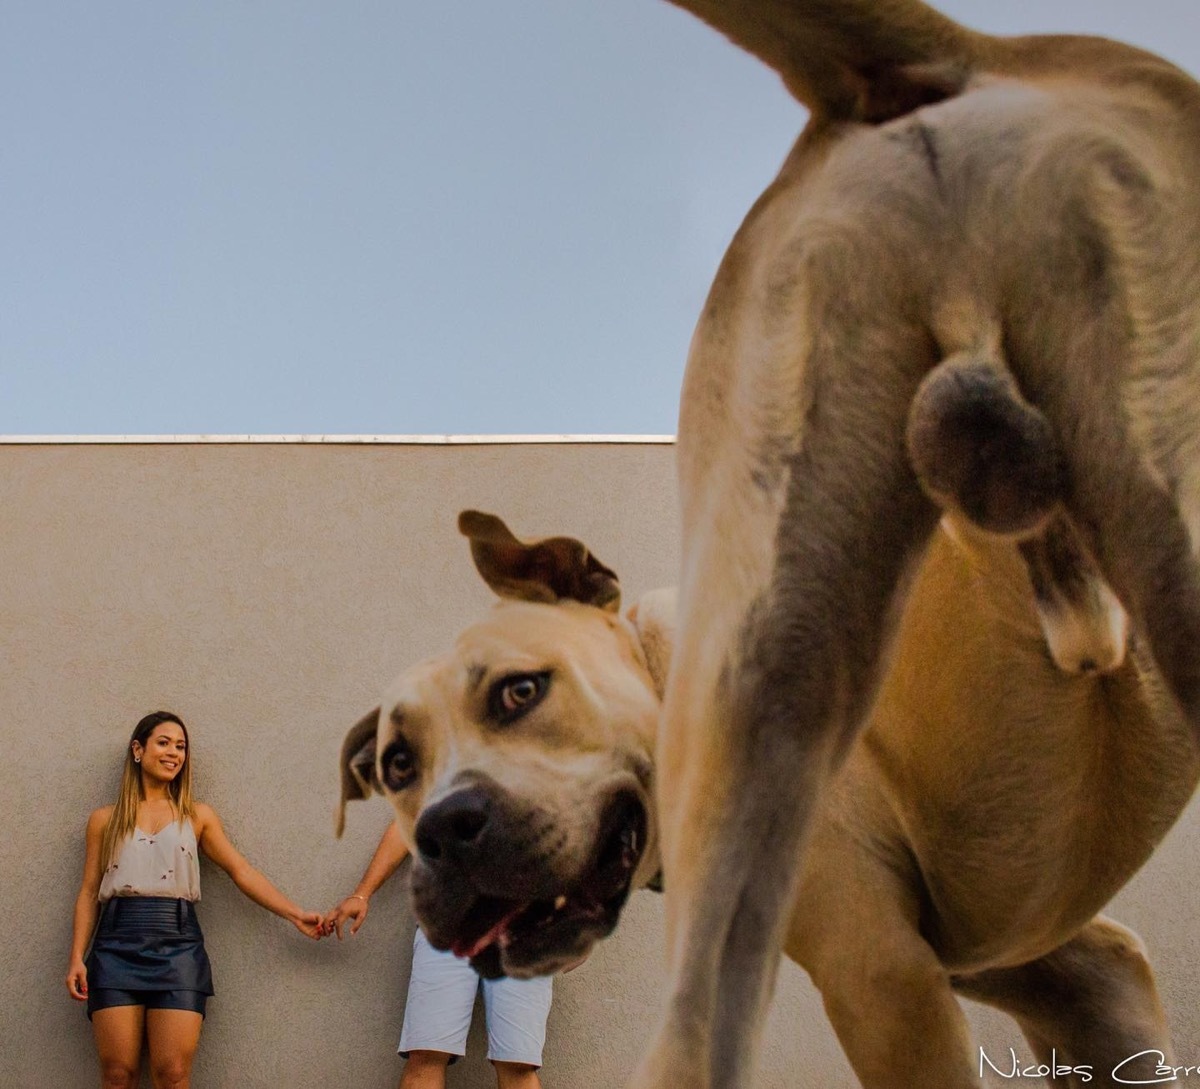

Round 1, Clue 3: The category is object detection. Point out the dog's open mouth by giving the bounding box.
[449,792,646,973]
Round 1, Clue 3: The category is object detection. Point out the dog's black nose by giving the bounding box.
[415,787,493,864]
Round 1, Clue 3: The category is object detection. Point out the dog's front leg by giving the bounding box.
[637,311,941,1088]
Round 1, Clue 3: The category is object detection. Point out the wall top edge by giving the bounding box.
[0,434,677,446]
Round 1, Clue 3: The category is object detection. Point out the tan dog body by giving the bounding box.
[643,3,1200,1085]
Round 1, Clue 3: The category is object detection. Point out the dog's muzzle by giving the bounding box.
[410,779,648,978]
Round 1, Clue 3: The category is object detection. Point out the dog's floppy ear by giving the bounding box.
[626,587,677,701]
[458,510,621,612]
[335,708,381,838]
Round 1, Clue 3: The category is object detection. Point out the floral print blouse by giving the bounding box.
[98,818,201,902]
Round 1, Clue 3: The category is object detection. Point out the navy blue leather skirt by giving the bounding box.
[86,897,214,1017]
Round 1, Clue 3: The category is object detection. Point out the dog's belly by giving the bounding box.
[853,529,1199,972]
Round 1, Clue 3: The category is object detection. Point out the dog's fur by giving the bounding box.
[342,1,1200,1085]
[637,2,1200,1086]
[340,510,1197,1087]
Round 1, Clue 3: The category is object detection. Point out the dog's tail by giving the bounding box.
[666,0,991,122]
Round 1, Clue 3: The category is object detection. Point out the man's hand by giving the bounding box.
[323,894,369,940]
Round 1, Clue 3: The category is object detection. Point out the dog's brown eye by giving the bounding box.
[381,739,417,791]
[503,678,539,709]
[490,672,550,724]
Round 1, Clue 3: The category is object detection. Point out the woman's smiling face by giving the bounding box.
[133,722,188,783]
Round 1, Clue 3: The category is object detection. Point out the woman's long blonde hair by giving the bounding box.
[100,711,198,873]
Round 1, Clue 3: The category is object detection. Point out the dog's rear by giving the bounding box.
[644,2,1200,1087]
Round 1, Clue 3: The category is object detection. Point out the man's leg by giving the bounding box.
[492,1060,540,1089]
[399,1051,451,1089]
[396,929,479,1083]
[481,972,553,1089]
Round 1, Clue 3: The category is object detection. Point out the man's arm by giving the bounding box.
[324,821,410,939]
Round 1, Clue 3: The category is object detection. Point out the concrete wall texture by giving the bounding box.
[3,440,1199,1089]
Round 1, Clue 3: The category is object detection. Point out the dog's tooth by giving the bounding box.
[554,895,567,911]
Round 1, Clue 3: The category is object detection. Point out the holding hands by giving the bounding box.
[321,821,411,940]
[290,908,327,940]
[323,893,370,940]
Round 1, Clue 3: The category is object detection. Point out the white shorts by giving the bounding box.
[397,928,554,1068]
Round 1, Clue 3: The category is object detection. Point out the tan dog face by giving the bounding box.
[339,513,665,979]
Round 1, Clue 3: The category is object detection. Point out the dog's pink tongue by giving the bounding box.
[455,904,526,960]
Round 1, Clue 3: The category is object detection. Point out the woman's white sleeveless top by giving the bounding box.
[98,818,202,902]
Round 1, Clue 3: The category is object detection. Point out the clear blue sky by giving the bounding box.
[2,0,1194,436]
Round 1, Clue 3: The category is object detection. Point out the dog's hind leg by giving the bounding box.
[815,928,977,1088]
[955,916,1174,1088]
[786,822,979,1089]
[636,281,943,1087]
[637,492,941,1088]
[996,137,1200,738]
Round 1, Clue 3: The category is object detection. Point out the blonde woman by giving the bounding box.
[66,711,324,1089]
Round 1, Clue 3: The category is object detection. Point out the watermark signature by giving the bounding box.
[980,1047,1200,1084]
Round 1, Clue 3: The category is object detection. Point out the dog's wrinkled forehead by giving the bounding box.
[456,597,640,666]
[381,599,647,732]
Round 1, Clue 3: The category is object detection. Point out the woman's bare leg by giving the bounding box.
[144,1007,203,1089]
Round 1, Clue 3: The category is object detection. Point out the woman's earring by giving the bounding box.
[134,756,141,764]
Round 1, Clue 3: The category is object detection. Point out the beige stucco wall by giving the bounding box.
[3,440,1199,1089]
